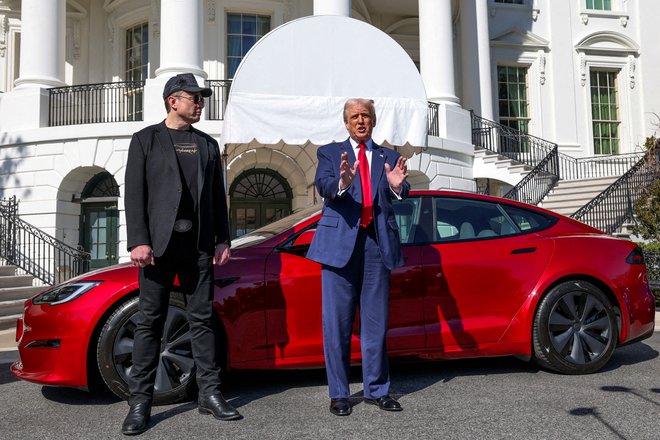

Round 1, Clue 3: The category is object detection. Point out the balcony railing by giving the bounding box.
[49,81,146,126]
[0,196,90,285]
[206,80,232,120]
[47,80,234,126]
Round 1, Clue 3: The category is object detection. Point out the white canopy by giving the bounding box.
[220,15,428,156]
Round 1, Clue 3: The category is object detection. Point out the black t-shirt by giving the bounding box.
[168,127,198,221]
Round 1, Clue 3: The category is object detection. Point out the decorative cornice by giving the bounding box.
[490,27,550,52]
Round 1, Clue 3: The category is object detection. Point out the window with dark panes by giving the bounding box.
[125,22,148,120]
[229,169,291,238]
[497,65,530,134]
[495,0,524,4]
[590,70,620,155]
[586,0,612,11]
[227,13,271,78]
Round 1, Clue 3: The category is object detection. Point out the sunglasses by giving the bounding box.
[174,94,205,105]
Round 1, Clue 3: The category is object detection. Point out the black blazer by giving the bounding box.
[125,121,231,257]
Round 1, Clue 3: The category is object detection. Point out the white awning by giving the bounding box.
[220,15,428,157]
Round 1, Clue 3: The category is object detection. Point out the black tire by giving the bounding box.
[96,292,197,405]
[533,280,618,374]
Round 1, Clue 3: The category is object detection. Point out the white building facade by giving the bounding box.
[0,0,658,268]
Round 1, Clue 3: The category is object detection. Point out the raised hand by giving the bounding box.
[385,156,408,193]
[339,151,360,190]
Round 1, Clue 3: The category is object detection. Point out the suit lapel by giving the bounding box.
[370,144,386,201]
[339,140,362,201]
[155,122,181,180]
[193,130,209,205]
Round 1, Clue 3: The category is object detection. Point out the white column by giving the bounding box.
[460,0,494,119]
[419,0,459,105]
[14,0,65,88]
[155,0,205,77]
[314,0,351,16]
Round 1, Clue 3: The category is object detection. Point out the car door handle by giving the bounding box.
[511,247,536,254]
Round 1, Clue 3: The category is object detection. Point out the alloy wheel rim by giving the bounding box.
[112,306,195,392]
[547,291,612,365]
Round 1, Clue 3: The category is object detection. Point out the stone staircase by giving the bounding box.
[473,148,533,188]
[0,265,45,331]
[538,176,619,218]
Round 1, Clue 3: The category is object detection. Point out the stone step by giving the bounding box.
[0,315,20,332]
[555,177,618,188]
[0,285,45,302]
[0,299,25,318]
[0,266,17,276]
[540,191,605,203]
[0,275,34,288]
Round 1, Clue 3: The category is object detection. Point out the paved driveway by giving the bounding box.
[2,332,660,440]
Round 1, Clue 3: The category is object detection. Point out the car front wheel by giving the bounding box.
[96,292,196,404]
[533,280,618,374]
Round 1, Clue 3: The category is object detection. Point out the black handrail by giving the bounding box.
[471,112,650,210]
[572,144,660,234]
[471,112,560,205]
[503,146,560,205]
[0,196,90,285]
[49,81,146,126]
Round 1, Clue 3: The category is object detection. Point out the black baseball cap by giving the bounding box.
[162,73,212,100]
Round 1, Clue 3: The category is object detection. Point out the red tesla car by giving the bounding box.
[11,191,655,404]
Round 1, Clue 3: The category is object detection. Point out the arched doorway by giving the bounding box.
[79,172,120,269]
[229,169,292,238]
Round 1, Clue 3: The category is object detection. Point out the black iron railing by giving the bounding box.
[427,101,439,136]
[471,112,651,211]
[557,151,645,181]
[0,196,90,285]
[471,112,560,205]
[49,81,146,126]
[572,145,660,234]
[206,80,232,121]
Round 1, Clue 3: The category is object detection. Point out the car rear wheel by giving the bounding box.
[96,292,196,405]
[533,280,618,374]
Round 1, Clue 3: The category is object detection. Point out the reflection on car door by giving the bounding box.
[422,196,553,352]
[388,198,426,350]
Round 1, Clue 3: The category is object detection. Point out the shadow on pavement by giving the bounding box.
[11,340,659,411]
[599,340,658,373]
[0,350,19,386]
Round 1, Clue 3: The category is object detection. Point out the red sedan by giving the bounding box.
[11,190,655,404]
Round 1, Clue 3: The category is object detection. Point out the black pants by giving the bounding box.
[128,230,221,405]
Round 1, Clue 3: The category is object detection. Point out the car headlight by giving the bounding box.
[32,281,103,305]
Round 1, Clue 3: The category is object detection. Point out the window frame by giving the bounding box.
[226,12,272,79]
[589,69,621,155]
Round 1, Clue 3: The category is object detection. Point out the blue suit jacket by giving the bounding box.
[306,139,409,270]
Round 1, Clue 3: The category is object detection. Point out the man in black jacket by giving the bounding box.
[122,73,240,435]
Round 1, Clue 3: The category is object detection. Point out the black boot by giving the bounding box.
[121,402,151,435]
[198,394,243,421]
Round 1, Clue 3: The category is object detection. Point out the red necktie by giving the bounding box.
[358,143,373,227]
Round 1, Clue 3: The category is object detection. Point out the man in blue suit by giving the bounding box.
[307,98,409,416]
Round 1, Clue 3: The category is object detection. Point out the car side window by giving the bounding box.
[431,197,521,243]
[500,204,555,232]
[393,197,423,244]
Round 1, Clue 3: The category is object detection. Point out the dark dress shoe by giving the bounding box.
[364,395,403,412]
[329,398,352,416]
[121,402,151,435]
[198,394,243,421]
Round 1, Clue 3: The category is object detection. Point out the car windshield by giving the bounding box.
[231,204,322,249]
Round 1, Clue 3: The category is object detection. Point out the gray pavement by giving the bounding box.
[1,334,660,439]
